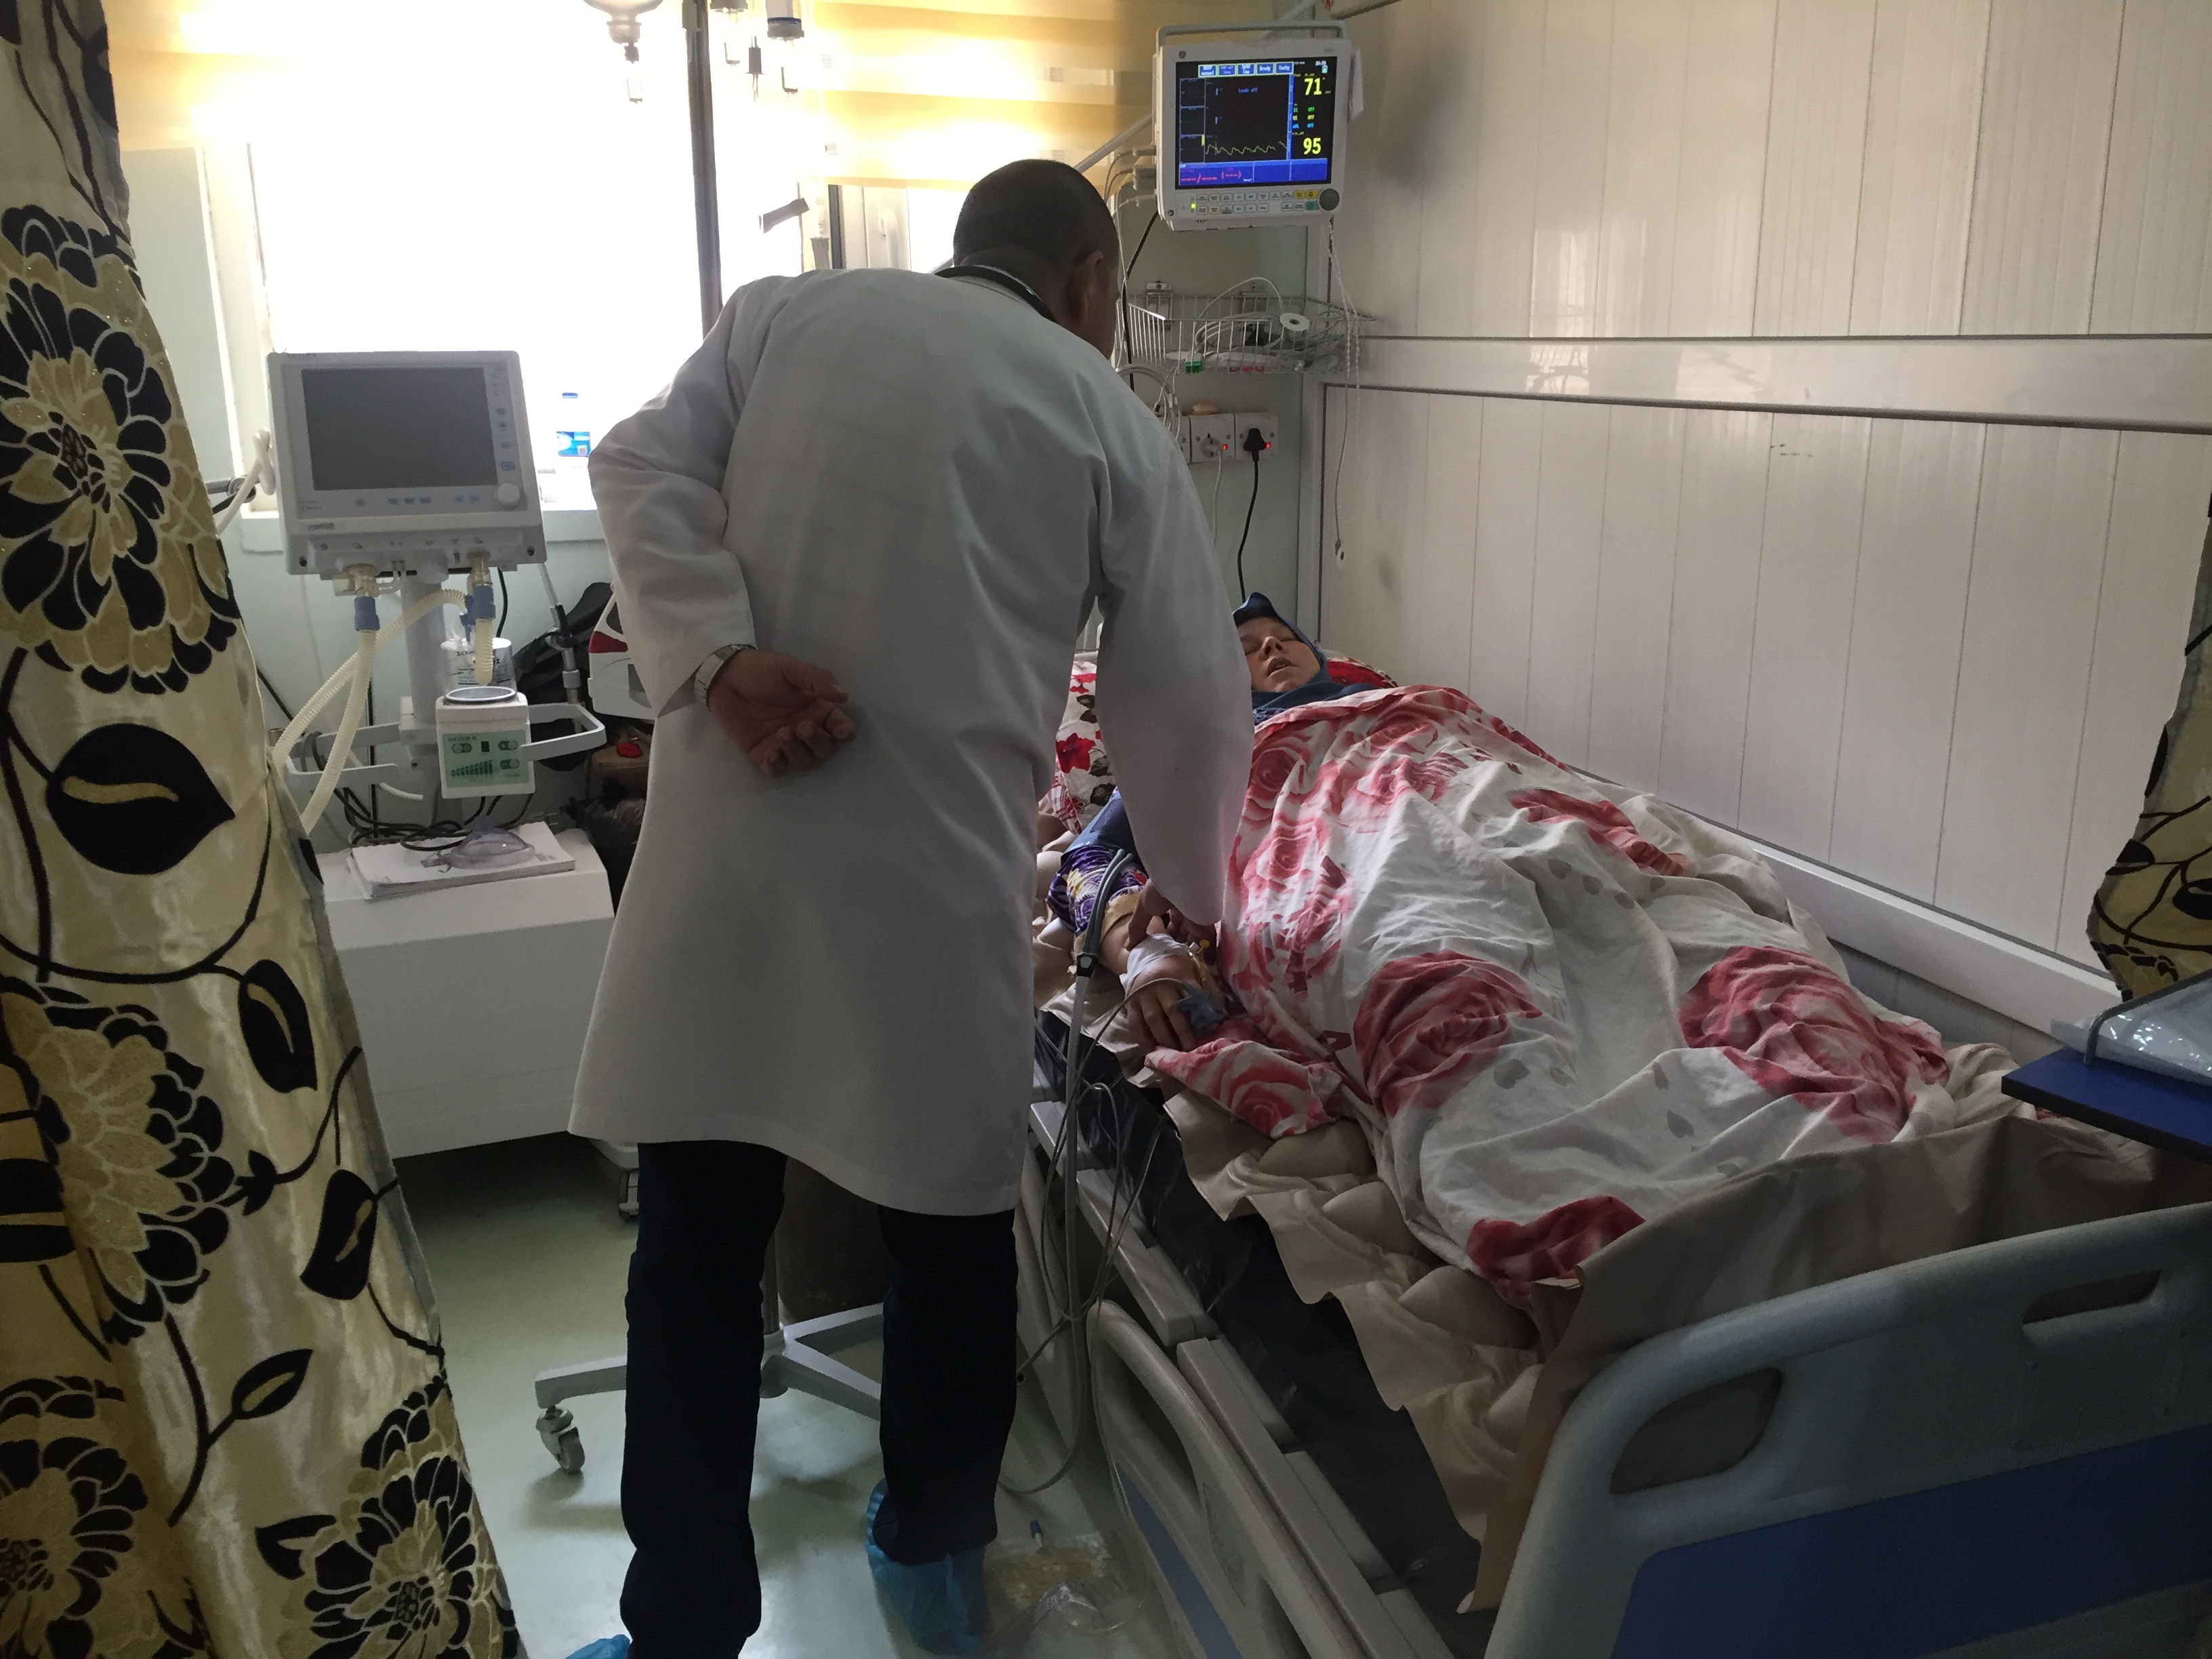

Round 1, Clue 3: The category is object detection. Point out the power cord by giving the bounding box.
[1234,424,1266,594]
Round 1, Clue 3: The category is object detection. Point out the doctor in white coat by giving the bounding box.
[568,162,1250,1657]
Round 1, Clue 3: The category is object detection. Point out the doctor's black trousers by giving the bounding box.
[618,1139,1019,1658]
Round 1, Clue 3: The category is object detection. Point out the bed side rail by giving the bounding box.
[1494,1201,2212,1659]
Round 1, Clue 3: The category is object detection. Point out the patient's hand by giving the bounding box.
[1125,951,1206,1052]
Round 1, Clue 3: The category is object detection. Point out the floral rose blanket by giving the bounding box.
[1150,684,2011,1306]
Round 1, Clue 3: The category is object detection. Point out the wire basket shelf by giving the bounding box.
[1122,280,1362,376]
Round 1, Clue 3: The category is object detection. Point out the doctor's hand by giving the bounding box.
[705,649,856,778]
[1130,882,1212,948]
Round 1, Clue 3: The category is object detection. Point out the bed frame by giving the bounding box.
[1024,1085,2212,1658]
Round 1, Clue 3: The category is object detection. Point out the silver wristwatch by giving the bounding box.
[693,642,752,704]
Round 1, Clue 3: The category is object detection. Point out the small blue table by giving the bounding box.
[2001,1048,2212,1162]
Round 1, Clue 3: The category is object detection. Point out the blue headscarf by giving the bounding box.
[1235,592,1345,719]
[1059,592,1358,872]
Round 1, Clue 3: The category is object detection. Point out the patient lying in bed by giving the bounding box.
[1040,609,2023,1310]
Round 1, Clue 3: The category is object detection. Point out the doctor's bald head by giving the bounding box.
[954,160,1122,359]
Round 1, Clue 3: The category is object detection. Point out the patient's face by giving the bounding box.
[1240,618,1322,694]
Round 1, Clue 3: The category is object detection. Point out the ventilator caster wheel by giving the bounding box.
[537,1406,585,1473]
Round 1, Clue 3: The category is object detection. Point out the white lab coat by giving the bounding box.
[570,268,1251,1214]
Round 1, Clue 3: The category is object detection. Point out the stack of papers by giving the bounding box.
[350,821,576,900]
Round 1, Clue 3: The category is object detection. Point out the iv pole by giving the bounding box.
[587,0,724,335]
[684,0,722,335]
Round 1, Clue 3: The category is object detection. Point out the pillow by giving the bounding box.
[1325,653,1395,691]
[1040,647,1399,834]
[1042,654,1114,833]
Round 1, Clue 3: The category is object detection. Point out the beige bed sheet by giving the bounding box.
[1163,1075,2212,1610]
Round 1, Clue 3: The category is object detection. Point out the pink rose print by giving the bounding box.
[1679,946,1949,1142]
[1509,789,1692,877]
[1152,1033,1346,1138]
[1319,752,1467,827]
[1353,952,1543,1118]
[1468,1195,1644,1305]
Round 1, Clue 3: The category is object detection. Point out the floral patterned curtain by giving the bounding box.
[2090,518,2212,998]
[1,3,519,1654]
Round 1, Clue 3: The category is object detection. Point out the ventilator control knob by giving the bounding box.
[496,482,524,508]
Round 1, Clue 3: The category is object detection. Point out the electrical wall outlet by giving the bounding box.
[1179,412,1277,465]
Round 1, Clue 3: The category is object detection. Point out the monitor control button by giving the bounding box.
[1319,188,1340,210]
[495,483,524,508]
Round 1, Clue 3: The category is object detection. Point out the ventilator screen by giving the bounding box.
[301,366,499,490]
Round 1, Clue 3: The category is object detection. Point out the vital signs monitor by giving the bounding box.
[1155,39,1349,230]
[270,351,544,578]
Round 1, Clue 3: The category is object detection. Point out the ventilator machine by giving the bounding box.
[262,350,605,827]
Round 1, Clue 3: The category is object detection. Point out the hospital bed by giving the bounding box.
[1028,1019,2212,1659]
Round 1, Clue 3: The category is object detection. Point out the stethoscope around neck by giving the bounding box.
[941,262,1055,322]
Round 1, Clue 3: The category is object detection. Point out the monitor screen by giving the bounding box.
[1174,56,1337,189]
[300,366,499,491]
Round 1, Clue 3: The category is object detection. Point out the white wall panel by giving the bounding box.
[1528,0,1616,337]
[1587,406,1687,793]
[1525,401,1613,763]
[1411,0,1484,337]
[1318,389,1378,658]
[1751,0,1878,337]
[1849,0,1989,335]
[1355,390,1434,675]
[1412,395,1483,690]
[1314,0,2212,999]
[1467,398,1544,729]
[2058,433,2212,965]
[1462,1,1549,337]
[1657,409,1772,823]
[1336,0,1427,330]
[1936,426,2118,947]
[1322,388,1428,665]
[1668,0,1777,335]
[1828,420,1984,901]
[2089,0,2212,333]
[1959,0,2125,333]
[1738,414,1875,853]
[1594,0,1691,338]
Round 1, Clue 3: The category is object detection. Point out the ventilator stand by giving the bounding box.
[530,1252,884,1473]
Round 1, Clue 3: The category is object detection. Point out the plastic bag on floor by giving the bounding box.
[983,1579,1141,1657]
[982,1530,1141,1655]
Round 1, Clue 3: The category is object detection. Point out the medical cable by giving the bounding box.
[1327,225,1362,568]
[1004,848,1131,1496]
[1118,209,1159,384]
[210,430,274,534]
[1234,426,1265,594]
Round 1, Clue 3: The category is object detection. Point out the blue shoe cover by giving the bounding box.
[561,1641,629,1659]
[865,1481,987,1655]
